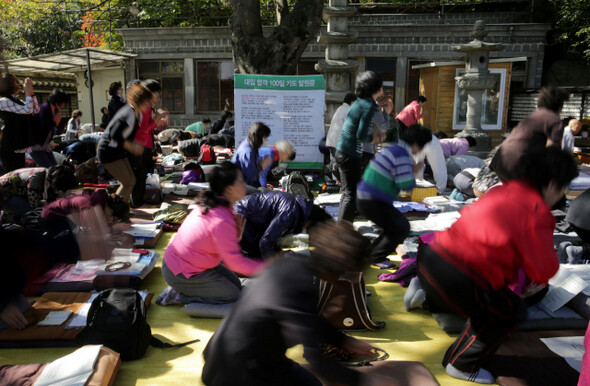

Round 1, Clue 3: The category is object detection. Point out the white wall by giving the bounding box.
[75,67,125,127]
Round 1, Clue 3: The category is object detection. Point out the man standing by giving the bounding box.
[563,118,582,154]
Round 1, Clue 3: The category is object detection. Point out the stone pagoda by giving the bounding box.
[315,0,358,124]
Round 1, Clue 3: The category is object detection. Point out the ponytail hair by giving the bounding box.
[247,122,271,154]
[195,161,240,214]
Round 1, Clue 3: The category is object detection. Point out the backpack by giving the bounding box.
[77,288,198,361]
[199,144,217,165]
[286,171,313,199]
[317,272,385,331]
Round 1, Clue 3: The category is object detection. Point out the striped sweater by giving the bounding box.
[357,142,416,203]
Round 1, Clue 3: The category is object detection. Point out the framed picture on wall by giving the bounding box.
[452,68,506,131]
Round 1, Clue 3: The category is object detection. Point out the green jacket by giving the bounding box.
[336,97,376,158]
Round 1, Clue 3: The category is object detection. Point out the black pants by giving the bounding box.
[129,148,154,208]
[396,119,408,133]
[417,244,526,373]
[357,198,410,263]
[361,151,374,173]
[335,150,361,223]
[0,145,25,174]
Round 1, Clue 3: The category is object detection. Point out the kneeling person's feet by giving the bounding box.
[446,364,495,384]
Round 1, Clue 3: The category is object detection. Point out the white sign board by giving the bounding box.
[234,74,326,169]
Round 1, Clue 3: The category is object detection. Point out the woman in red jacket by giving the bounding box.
[417,147,578,384]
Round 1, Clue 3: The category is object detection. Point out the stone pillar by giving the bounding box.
[184,58,195,116]
[315,0,358,129]
[395,57,408,114]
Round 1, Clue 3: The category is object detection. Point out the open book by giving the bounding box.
[34,344,102,386]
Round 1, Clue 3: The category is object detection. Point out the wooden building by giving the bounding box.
[415,60,516,145]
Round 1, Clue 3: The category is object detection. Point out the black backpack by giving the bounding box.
[286,171,313,199]
[77,288,198,361]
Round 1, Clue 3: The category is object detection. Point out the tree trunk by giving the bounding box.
[229,0,323,75]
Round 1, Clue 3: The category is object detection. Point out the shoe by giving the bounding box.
[445,364,495,384]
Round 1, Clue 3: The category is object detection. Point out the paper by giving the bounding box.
[314,193,342,205]
[123,223,160,238]
[541,273,588,312]
[187,182,210,191]
[34,344,102,386]
[410,211,462,234]
[561,264,590,296]
[540,336,585,373]
[37,311,72,327]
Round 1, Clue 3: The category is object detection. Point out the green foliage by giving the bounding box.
[549,0,590,63]
[0,0,86,58]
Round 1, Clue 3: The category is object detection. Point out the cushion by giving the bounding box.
[180,302,233,319]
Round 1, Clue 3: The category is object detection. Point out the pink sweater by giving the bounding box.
[396,101,422,127]
[164,205,265,278]
[439,137,470,158]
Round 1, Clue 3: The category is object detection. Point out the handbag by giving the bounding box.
[318,272,385,331]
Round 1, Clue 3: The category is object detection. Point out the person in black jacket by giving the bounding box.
[209,111,233,135]
[202,221,388,386]
[99,107,109,130]
[107,81,125,122]
[234,191,332,258]
[97,84,152,202]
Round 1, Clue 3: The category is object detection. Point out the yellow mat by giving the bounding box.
[0,232,483,385]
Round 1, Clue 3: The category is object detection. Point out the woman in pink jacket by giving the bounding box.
[396,96,427,131]
[162,161,265,304]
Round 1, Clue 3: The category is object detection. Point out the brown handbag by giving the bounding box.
[317,272,385,331]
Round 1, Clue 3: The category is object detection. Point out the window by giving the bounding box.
[138,60,185,113]
[366,59,396,102]
[196,61,235,112]
[452,68,506,131]
[510,60,528,90]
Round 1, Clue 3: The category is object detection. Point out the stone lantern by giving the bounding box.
[452,20,503,151]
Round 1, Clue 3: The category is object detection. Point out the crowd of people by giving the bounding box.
[0,66,589,385]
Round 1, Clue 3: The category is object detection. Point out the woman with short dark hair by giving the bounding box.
[30,88,70,168]
[107,81,125,122]
[335,71,384,223]
[202,221,387,385]
[64,110,83,142]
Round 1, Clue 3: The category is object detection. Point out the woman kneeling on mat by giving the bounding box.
[202,221,389,386]
[159,161,266,310]
[416,147,578,384]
